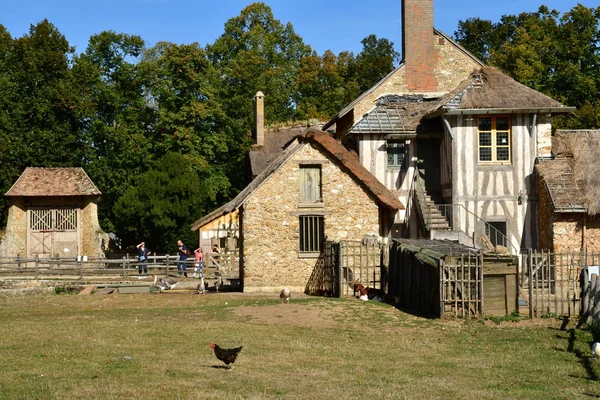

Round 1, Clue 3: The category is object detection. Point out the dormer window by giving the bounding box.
[387,140,407,170]
[478,116,511,164]
[299,165,322,207]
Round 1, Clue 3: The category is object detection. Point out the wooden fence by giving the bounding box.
[520,250,600,318]
[319,240,383,297]
[0,252,239,282]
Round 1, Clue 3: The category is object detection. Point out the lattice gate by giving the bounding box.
[521,250,595,318]
[321,240,383,297]
[28,208,79,258]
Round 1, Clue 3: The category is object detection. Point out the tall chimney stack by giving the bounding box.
[254,91,265,147]
[402,0,438,92]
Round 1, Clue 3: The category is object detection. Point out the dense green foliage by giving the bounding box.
[0,3,399,252]
[455,4,600,128]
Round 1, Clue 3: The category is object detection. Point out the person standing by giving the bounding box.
[177,240,188,277]
[193,247,203,279]
[136,242,151,276]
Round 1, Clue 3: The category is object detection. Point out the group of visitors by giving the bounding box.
[136,239,221,278]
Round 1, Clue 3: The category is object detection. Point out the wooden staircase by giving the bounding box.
[417,192,451,231]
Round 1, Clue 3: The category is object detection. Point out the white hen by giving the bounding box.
[592,342,600,359]
[280,287,291,304]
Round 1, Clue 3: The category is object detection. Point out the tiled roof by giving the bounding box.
[536,158,586,213]
[348,95,444,135]
[5,168,101,197]
[192,129,404,231]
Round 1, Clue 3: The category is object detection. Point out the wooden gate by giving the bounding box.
[28,208,79,258]
[520,250,596,318]
[322,240,383,297]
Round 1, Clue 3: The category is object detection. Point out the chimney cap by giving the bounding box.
[255,91,264,98]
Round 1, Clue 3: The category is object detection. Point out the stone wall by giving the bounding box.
[0,200,27,257]
[242,142,381,292]
[538,172,600,252]
[348,32,479,129]
[81,199,109,257]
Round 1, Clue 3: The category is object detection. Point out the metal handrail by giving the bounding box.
[412,167,519,255]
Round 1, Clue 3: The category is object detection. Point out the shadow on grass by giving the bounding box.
[565,328,599,381]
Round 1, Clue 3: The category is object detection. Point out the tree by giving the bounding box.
[113,152,206,252]
[73,31,152,233]
[207,2,312,127]
[454,4,600,128]
[354,35,400,92]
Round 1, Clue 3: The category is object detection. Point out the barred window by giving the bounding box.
[386,140,407,169]
[299,215,324,253]
[478,116,511,163]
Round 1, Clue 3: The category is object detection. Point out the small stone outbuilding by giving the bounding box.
[192,130,404,293]
[1,167,108,258]
[536,130,600,252]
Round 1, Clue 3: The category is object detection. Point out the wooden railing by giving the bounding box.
[0,252,240,281]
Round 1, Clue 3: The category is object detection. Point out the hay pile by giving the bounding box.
[553,130,600,215]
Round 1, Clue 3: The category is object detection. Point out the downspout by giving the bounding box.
[583,213,587,251]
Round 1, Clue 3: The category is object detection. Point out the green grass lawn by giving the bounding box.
[0,291,598,399]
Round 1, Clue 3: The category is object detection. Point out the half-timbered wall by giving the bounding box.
[356,133,415,225]
[449,113,549,250]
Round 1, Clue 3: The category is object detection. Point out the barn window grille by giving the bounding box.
[478,116,511,163]
[299,165,322,205]
[30,209,77,231]
[299,215,324,253]
[386,140,407,169]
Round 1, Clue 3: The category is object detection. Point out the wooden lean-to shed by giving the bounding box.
[388,238,519,317]
[1,168,108,259]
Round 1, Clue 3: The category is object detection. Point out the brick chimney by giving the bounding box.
[254,91,265,146]
[402,0,438,92]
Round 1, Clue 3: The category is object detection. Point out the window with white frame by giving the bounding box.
[386,140,407,169]
[478,116,511,163]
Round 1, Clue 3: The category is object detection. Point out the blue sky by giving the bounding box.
[2,1,597,56]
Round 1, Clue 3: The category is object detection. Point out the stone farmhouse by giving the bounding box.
[192,130,403,292]
[536,130,600,252]
[1,167,108,259]
[323,0,574,254]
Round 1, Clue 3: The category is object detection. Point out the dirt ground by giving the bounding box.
[233,303,339,328]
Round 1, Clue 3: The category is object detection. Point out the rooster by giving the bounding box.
[280,287,291,304]
[210,343,243,368]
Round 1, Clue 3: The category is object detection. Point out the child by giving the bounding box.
[193,248,203,279]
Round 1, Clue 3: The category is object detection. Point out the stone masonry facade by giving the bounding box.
[350,33,479,125]
[538,174,600,252]
[242,142,380,292]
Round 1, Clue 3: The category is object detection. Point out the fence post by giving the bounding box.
[166,254,170,277]
[528,249,534,319]
[78,257,83,280]
[581,268,590,322]
[34,254,39,279]
[122,256,126,278]
[439,259,445,319]
[337,244,343,298]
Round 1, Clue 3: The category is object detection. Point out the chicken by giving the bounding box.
[593,342,600,359]
[210,343,243,368]
[280,287,291,304]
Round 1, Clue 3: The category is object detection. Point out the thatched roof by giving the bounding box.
[192,130,404,231]
[539,130,600,215]
[5,167,101,197]
[536,158,587,213]
[248,125,312,179]
[444,67,573,113]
